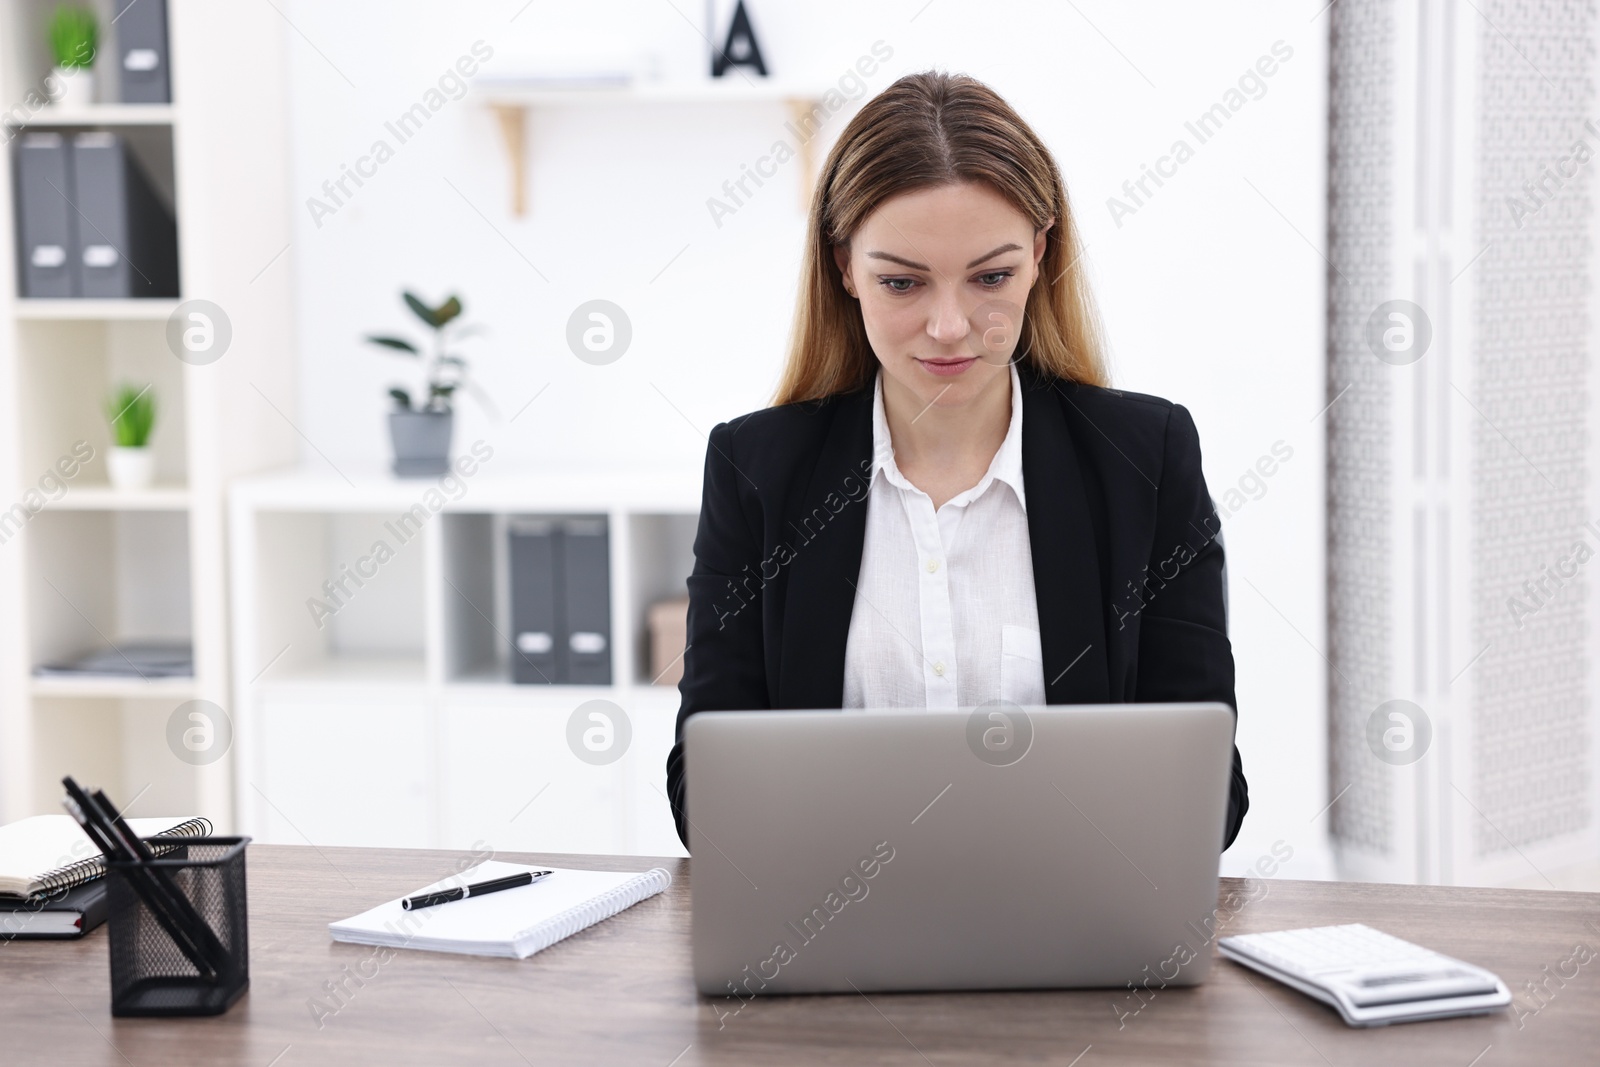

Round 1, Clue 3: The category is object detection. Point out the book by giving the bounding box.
[329,860,671,959]
[0,880,108,940]
[34,640,193,679]
[0,814,212,901]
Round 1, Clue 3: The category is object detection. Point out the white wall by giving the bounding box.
[279,0,1332,876]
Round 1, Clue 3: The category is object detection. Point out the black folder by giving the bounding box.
[13,133,76,297]
[562,518,612,685]
[70,132,179,298]
[114,0,171,104]
[509,519,562,684]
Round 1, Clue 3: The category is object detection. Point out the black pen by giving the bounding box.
[90,786,230,975]
[60,777,219,980]
[402,869,552,910]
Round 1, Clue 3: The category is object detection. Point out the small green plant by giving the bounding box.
[365,291,488,414]
[106,383,155,447]
[48,6,97,69]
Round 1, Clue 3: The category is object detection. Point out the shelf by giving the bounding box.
[257,656,428,690]
[15,317,190,488]
[14,298,181,320]
[232,464,702,513]
[3,104,177,127]
[478,79,826,106]
[443,667,630,694]
[235,490,698,702]
[26,511,193,692]
[31,674,196,700]
[475,78,825,215]
[47,485,190,511]
[0,1,300,830]
[442,661,680,696]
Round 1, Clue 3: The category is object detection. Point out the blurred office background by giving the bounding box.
[0,0,1591,890]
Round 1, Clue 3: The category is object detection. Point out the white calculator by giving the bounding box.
[1218,923,1511,1027]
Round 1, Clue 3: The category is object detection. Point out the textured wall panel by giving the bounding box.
[1470,0,1593,856]
[1327,0,1395,855]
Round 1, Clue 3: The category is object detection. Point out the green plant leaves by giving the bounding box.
[49,7,98,69]
[105,383,155,448]
[402,291,463,329]
[366,334,419,354]
[376,291,473,415]
[433,296,463,326]
[402,291,434,327]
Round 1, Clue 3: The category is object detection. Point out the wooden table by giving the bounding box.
[3,844,1597,1065]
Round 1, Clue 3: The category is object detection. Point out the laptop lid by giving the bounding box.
[685,702,1236,997]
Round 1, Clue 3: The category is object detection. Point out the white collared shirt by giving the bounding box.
[842,361,1046,710]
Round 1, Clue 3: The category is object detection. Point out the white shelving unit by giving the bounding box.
[14,297,181,320]
[229,466,700,858]
[0,2,297,826]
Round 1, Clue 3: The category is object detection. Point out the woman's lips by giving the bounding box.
[918,357,976,377]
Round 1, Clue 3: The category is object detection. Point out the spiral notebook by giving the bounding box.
[0,814,212,901]
[329,860,672,959]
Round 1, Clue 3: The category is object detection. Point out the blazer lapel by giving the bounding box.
[777,364,1113,709]
[776,385,874,709]
[1019,364,1112,704]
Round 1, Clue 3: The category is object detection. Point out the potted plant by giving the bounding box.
[365,291,482,477]
[46,6,97,109]
[105,383,156,490]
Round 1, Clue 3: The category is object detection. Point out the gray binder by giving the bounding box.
[13,133,76,297]
[70,132,179,298]
[509,519,562,684]
[562,518,611,685]
[115,0,171,104]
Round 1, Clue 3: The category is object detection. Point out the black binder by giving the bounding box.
[70,132,179,298]
[13,133,76,297]
[114,0,171,104]
[509,519,562,684]
[562,518,612,685]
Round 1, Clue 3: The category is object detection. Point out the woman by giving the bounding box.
[665,70,1248,852]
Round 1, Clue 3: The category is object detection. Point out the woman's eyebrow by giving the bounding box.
[865,243,1024,271]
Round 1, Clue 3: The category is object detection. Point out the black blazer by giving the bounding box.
[665,361,1248,851]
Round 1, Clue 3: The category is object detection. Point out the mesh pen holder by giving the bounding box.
[105,836,251,1017]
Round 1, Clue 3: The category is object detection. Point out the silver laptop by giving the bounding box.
[685,702,1236,997]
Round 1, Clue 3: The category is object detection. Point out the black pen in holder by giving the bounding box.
[105,836,252,1017]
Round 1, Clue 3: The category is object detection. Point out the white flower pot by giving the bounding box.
[107,447,155,490]
[48,66,95,108]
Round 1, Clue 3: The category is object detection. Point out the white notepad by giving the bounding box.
[0,813,211,899]
[328,860,672,959]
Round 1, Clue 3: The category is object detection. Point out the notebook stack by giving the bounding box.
[0,813,211,940]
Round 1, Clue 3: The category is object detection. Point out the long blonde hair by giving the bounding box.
[771,70,1110,407]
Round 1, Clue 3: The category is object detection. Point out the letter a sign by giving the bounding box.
[712,0,768,77]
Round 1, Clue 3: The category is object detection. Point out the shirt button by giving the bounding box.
[925,558,940,573]
[933,661,946,676]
